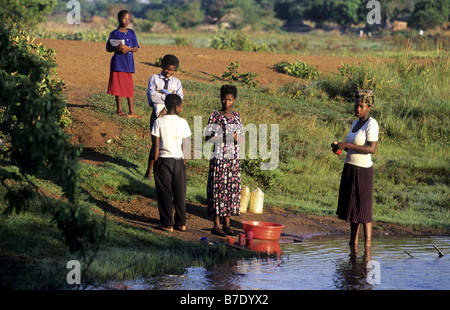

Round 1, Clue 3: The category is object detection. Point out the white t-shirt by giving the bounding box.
[344,117,379,168]
[151,115,191,159]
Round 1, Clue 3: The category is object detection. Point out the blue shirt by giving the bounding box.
[106,28,139,73]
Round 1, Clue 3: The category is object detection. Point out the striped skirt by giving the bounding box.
[336,163,373,223]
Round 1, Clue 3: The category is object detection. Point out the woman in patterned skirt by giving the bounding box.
[205,85,243,237]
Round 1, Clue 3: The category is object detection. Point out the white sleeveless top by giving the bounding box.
[344,117,379,168]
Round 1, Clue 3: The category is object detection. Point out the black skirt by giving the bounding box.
[337,163,373,223]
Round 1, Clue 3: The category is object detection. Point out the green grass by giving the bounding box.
[0,195,259,289]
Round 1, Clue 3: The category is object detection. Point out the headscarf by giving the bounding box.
[355,89,374,107]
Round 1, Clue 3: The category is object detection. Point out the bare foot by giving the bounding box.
[158,226,173,232]
[144,170,152,180]
[174,225,186,232]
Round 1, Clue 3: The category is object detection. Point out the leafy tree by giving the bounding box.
[274,0,366,28]
[408,0,449,30]
[0,24,107,255]
[175,0,204,28]
[143,0,204,30]
[202,0,230,19]
[303,0,335,25]
[378,0,415,23]
[0,0,56,29]
[274,0,307,24]
[331,0,365,29]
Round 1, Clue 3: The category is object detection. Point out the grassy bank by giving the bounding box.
[0,180,260,289]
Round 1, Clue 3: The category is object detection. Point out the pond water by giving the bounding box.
[101,235,450,290]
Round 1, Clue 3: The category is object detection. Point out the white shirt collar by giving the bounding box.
[159,72,172,81]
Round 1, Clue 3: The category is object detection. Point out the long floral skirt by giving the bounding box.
[207,158,241,217]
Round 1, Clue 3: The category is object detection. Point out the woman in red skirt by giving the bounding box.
[106,10,141,119]
[332,90,379,247]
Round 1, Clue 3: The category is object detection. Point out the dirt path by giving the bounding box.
[38,38,448,245]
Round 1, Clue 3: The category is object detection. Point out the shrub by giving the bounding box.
[408,0,449,30]
[209,30,272,52]
[221,61,259,88]
[273,60,321,80]
[0,24,106,255]
[174,36,191,47]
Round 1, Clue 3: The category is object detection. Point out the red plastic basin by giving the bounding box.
[242,221,284,240]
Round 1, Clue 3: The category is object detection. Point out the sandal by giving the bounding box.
[211,228,227,237]
[128,114,142,119]
[117,112,128,117]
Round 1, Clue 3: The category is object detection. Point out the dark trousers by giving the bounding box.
[154,158,187,227]
[149,110,157,160]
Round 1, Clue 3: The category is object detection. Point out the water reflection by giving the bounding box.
[203,264,243,290]
[333,245,374,290]
[95,236,449,290]
[248,241,282,256]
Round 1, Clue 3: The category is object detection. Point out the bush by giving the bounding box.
[408,0,449,30]
[221,61,259,88]
[0,24,106,255]
[273,60,321,80]
[174,36,191,47]
[209,30,272,52]
[0,0,56,30]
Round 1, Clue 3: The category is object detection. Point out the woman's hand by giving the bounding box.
[331,141,340,152]
[336,141,377,154]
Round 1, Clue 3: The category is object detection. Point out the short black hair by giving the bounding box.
[118,10,129,20]
[220,84,237,99]
[165,94,182,112]
[161,54,179,68]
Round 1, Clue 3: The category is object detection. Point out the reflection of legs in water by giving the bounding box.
[364,222,372,247]
[349,222,372,246]
[350,223,359,245]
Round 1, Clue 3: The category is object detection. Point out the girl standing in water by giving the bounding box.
[333,90,379,246]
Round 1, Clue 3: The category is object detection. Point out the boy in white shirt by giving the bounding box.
[145,54,183,180]
[151,94,191,232]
